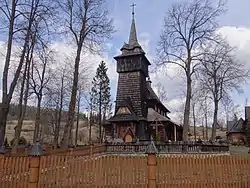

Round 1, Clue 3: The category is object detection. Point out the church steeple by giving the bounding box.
[128,3,138,46]
[128,16,138,45]
[120,3,144,55]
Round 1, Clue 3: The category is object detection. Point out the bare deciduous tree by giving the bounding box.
[58,0,114,147]
[156,0,226,141]
[198,40,250,140]
[42,62,71,147]
[0,0,55,145]
[12,32,35,151]
[154,82,167,103]
[30,46,54,142]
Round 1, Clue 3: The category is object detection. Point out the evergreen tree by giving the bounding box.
[90,61,111,142]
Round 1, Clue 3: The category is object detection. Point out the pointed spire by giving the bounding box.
[119,3,144,55]
[129,17,138,45]
[129,3,138,45]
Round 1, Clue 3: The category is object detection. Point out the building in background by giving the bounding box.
[227,106,250,146]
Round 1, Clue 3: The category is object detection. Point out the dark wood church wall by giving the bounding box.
[115,72,143,117]
[140,71,148,118]
[104,126,112,137]
[165,124,174,141]
[116,56,148,76]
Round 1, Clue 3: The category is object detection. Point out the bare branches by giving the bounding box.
[156,0,227,141]
[157,0,226,71]
[197,39,250,139]
[58,0,114,147]
[198,40,249,102]
[154,82,168,103]
[58,0,114,49]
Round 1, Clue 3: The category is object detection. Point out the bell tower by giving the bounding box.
[109,4,151,140]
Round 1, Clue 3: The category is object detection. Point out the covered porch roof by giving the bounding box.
[147,108,183,129]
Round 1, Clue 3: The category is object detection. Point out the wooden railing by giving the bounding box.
[3,141,229,158]
[105,141,229,154]
[4,144,106,157]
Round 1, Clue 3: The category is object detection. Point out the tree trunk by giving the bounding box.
[62,40,83,148]
[0,113,8,146]
[205,109,208,141]
[54,75,64,147]
[212,100,219,141]
[75,90,81,146]
[192,103,196,142]
[0,0,17,146]
[33,96,42,143]
[202,119,205,140]
[89,104,93,144]
[183,74,192,141]
[0,32,30,145]
[101,108,107,141]
[0,0,34,145]
[12,60,28,152]
[53,108,59,147]
[12,41,33,151]
[99,93,102,143]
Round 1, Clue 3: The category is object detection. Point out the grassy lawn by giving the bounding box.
[229,145,250,156]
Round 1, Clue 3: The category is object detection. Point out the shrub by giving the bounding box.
[231,141,238,146]
[10,137,27,146]
[155,134,161,142]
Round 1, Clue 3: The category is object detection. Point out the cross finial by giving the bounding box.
[130,3,136,18]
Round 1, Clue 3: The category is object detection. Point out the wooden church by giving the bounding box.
[103,10,183,143]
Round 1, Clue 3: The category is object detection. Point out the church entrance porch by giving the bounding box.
[148,121,183,142]
[149,123,166,141]
[165,122,183,141]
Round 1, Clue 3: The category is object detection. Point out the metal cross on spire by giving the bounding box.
[130,3,136,18]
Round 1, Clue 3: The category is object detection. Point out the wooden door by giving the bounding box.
[125,134,133,143]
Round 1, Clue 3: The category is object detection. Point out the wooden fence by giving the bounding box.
[0,154,249,188]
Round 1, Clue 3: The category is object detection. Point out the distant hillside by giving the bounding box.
[7,103,88,122]
[5,104,100,145]
[189,126,227,140]
[5,120,99,145]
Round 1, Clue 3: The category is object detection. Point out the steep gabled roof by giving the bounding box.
[227,118,245,134]
[146,79,170,113]
[147,108,169,122]
[147,108,182,129]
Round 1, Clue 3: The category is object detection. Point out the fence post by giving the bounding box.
[69,148,73,156]
[90,143,93,157]
[28,141,43,188]
[146,137,158,188]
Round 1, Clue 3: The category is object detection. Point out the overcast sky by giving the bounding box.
[1,0,250,122]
